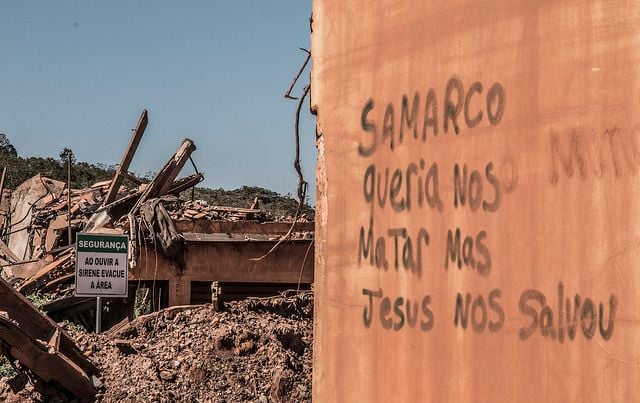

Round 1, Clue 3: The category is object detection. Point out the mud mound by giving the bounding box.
[0,292,313,402]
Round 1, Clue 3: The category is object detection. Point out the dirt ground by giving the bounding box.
[0,292,313,402]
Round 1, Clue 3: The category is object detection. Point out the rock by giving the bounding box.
[159,370,176,382]
[113,339,138,355]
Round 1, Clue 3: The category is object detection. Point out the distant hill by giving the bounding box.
[0,134,313,218]
[0,153,117,191]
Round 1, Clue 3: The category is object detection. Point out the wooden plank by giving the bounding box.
[156,139,197,196]
[42,295,94,315]
[0,238,20,263]
[40,272,75,293]
[209,206,261,214]
[0,277,98,398]
[120,170,142,186]
[168,173,204,195]
[0,317,96,398]
[91,179,112,189]
[18,253,73,295]
[49,214,68,230]
[103,109,148,205]
[131,138,196,212]
[0,167,6,201]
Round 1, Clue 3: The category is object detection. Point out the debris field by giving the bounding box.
[0,110,315,401]
[0,292,313,402]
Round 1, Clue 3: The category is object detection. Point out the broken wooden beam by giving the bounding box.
[103,109,148,206]
[0,316,97,399]
[40,271,76,293]
[120,170,143,186]
[209,206,262,214]
[0,277,99,399]
[157,139,197,196]
[168,172,204,195]
[250,196,259,210]
[18,252,74,295]
[42,295,94,316]
[0,238,20,264]
[0,167,6,201]
[131,138,196,212]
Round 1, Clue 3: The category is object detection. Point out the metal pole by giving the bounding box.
[67,152,72,246]
[95,297,102,333]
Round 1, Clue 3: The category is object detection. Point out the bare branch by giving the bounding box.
[252,84,311,261]
[284,49,311,100]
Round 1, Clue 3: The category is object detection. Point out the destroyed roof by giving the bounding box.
[0,110,315,399]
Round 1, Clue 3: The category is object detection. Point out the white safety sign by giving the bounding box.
[75,233,129,297]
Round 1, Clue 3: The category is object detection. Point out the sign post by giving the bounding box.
[75,233,129,333]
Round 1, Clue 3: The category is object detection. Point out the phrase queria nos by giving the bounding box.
[361,159,503,218]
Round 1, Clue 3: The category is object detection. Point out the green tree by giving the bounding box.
[0,134,17,157]
[59,147,75,165]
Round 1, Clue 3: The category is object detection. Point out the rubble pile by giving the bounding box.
[0,112,205,293]
[0,138,299,305]
[173,199,270,222]
[0,110,316,401]
[1,185,311,301]
[28,180,115,257]
[274,213,313,224]
[169,200,315,224]
[1,178,129,267]
[0,292,314,402]
[1,169,310,300]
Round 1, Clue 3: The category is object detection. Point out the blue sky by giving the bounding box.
[0,1,315,199]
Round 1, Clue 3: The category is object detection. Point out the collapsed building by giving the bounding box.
[0,110,314,398]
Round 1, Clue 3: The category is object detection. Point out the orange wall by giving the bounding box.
[312,1,640,401]
[131,240,313,306]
